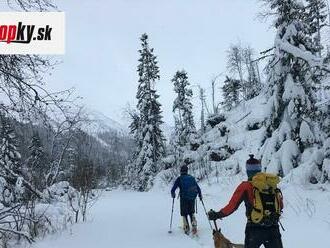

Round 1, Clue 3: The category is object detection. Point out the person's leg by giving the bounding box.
[182,215,190,234]
[180,198,184,216]
[180,198,190,234]
[190,214,197,226]
[187,199,197,232]
[263,226,283,248]
[244,226,264,248]
[190,214,197,234]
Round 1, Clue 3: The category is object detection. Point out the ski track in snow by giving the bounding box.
[21,182,330,248]
[27,191,210,248]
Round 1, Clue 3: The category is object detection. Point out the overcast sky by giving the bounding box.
[47,0,276,127]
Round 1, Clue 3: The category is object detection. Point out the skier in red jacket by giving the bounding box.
[208,154,283,248]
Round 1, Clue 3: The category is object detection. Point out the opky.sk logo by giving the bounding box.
[0,12,64,54]
[0,22,52,44]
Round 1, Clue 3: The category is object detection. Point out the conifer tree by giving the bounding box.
[170,116,185,167]
[0,117,22,204]
[26,132,45,190]
[129,33,166,191]
[172,70,196,147]
[221,76,241,110]
[128,110,141,154]
[305,0,328,56]
[261,0,329,179]
[0,118,21,175]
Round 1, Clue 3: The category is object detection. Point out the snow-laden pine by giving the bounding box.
[126,34,166,191]
[171,70,196,167]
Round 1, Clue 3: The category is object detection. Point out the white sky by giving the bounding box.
[47,0,276,127]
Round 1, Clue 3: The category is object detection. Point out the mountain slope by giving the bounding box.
[83,109,128,136]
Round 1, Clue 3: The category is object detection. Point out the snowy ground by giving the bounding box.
[18,177,330,248]
[22,191,203,248]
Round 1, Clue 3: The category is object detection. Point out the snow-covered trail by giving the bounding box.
[29,190,214,248]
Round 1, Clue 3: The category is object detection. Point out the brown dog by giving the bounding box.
[213,229,244,248]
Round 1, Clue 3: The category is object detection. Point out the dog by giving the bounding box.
[213,229,244,248]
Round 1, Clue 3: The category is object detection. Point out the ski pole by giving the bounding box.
[213,220,219,232]
[168,198,175,234]
[200,198,213,231]
[279,220,286,231]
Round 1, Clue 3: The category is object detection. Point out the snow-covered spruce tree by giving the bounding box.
[172,70,196,147]
[260,0,329,182]
[221,76,241,110]
[306,0,330,182]
[128,110,141,156]
[26,132,45,190]
[0,116,23,205]
[305,0,328,56]
[170,116,185,168]
[128,34,166,191]
[305,0,329,140]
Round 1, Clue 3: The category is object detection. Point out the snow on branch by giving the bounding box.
[276,39,322,67]
[0,167,44,200]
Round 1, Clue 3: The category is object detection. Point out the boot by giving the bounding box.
[190,214,197,235]
[183,216,190,235]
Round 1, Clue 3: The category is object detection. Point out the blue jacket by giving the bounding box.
[171,173,202,200]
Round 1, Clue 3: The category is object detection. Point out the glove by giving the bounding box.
[171,192,175,198]
[208,210,223,220]
[198,194,202,200]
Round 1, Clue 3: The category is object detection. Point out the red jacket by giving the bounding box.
[220,181,283,219]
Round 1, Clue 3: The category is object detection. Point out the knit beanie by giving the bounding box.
[246,154,261,179]
[180,165,188,174]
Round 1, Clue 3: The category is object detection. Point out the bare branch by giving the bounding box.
[0,226,33,243]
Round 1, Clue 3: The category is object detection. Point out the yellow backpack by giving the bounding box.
[250,173,282,225]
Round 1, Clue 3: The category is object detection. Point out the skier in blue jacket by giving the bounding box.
[171,165,202,234]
